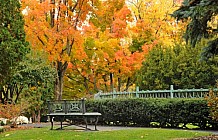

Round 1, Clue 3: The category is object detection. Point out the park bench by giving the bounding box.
[47,99,101,131]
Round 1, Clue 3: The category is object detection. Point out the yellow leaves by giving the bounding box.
[128,0,186,47]
[30,86,37,90]
[207,15,218,30]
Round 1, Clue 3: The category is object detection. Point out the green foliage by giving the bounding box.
[201,38,218,60]
[136,46,174,89]
[136,44,216,90]
[172,0,218,59]
[0,0,29,85]
[129,31,154,53]
[173,0,218,123]
[86,98,217,129]
[15,51,56,89]
[0,49,56,121]
[17,50,56,117]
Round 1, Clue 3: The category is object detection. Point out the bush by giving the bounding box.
[86,98,217,129]
[0,103,22,127]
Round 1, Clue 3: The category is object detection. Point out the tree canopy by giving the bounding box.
[137,44,216,90]
[0,0,29,87]
[172,0,218,60]
[0,50,56,104]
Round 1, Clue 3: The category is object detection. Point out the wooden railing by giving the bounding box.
[94,85,218,99]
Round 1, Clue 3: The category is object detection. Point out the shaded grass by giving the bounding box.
[0,127,211,140]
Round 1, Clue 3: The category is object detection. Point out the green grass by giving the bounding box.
[0,127,211,140]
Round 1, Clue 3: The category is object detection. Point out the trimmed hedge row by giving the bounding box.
[86,98,218,129]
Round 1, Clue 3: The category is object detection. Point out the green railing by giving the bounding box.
[94,85,218,99]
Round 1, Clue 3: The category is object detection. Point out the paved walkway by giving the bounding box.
[22,122,140,131]
[21,122,218,134]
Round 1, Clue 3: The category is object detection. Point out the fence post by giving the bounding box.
[170,85,174,98]
[113,88,116,99]
[94,92,100,99]
[136,86,139,98]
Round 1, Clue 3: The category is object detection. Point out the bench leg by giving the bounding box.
[94,116,99,131]
[50,116,54,130]
[60,117,65,130]
[83,116,88,130]
[60,120,63,129]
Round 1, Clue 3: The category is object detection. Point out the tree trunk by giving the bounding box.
[93,74,99,92]
[51,0,82,100]
[118,77,121,92]
[55,76,62,100]
[124,77,131,91]
[37,110,41,123]
[102,75,108,92]
[110,73,114,92]
[83,77,91,94]
[55,61,68,100]
[32,112,36,123]
[0,86,3,103]
[118,69,121,92]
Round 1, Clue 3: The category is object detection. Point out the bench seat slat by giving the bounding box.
[47,112,102,116]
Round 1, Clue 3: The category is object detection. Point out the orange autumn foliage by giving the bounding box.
[21,0,181,97]
[0,103,22,122]
[64,1,154,94]
[22,0,100,99]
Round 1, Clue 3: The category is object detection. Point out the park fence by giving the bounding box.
[94,85,218,99]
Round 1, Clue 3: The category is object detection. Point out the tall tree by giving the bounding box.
[0,0,29,91]
[137,44,216,90]
[64,1,149,95]
[64,0,187,96]
[172,0,218,59]
[172,0,218,121]
[22,0,98,100]
[18,50,56,122]
[0,49,56,104]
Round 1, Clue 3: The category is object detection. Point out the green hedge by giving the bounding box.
[86,98,218,129]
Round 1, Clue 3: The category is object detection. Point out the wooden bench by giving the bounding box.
[47,99,101,131]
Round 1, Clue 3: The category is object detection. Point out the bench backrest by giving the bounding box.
[47,99,86,114]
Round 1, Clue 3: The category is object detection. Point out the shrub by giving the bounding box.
[0,103,22,127]
[86,98,217,129]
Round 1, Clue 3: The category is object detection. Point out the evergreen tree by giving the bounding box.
[0,0,29,86]
[137,45,216,90]
[172,0,218,60]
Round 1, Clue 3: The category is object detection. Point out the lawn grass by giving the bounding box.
[0,127,211,140]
